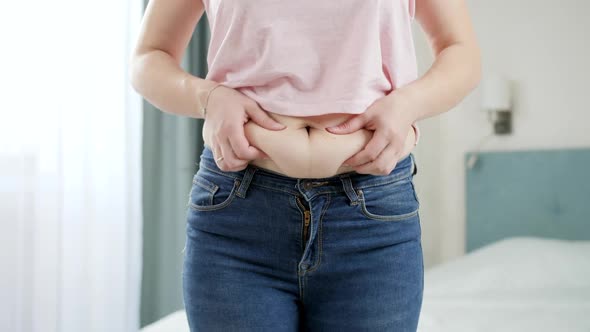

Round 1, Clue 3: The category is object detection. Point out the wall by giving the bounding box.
[412,0,590,268]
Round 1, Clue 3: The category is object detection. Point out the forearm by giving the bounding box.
[393,42,482,123]
[129,48,218,119]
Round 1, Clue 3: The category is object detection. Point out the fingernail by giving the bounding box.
[343,163,350,166]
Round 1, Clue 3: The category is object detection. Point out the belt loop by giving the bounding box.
[411,154,418,176]
[339,174,360,206]
[235,166,258,199]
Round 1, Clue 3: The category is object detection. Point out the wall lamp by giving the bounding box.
[467,74,515,169]
[481,74,513,135]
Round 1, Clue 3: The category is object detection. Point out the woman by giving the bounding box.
[131,0,480,331]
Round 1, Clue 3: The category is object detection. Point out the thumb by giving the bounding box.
[246,103,287,131]
[325,114,365,134]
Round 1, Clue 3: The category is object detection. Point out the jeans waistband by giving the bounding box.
[196,145,416,199]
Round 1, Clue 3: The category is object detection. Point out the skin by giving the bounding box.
[236,112,418,178]
[130,0,481,176]
[129,0,286,172]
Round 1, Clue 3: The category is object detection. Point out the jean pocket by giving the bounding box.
[356,176,420,222]
[187,168,240,212]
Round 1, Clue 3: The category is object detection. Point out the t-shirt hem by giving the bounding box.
[252,97,375,117]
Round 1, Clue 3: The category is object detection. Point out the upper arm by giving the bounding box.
[132,0,206,64]
[414,0,478,55]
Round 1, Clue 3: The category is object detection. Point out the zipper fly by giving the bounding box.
[296,197,311,244]
[303,210,310,243]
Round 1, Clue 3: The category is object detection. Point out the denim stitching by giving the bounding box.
[339,175,360,206]
[199,164,241,180]
[306,193,330,273]
[300,275,307,304]
[350,171,413,190]
[292,196,306,303]
[286,174,412,200]
[188,178,240,212]
[251,182,301,196]
[199,162,413,194]
[189,178,217,207]
[356,189,419,222]
[192,176,219,194]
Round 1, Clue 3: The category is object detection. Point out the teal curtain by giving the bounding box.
[140,3,210,327]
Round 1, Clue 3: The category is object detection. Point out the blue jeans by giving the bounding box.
[182,145,423,331]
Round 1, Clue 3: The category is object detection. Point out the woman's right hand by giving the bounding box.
[202,85,287,172]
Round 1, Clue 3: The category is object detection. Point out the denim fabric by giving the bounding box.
[182,145,423,332]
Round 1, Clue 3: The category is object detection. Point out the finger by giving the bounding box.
[212,142,225,168]
[228,125,269,160]
[353,143,400,176]
[344,132,389,167]
[217,136,246,171]
[325,114,366,134]
[211,142,220,161]
[245,103,286,131]
[212,141,224,166]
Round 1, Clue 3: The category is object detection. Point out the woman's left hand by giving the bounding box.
[325,92,417,176]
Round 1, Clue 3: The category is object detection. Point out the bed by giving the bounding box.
[416,236,590,332]
[417,148,590,331]
[141,148,590,332]
[140,310,189,332]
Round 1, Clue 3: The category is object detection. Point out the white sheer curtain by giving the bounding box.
[1,0,143,331]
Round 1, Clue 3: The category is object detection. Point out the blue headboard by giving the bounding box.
[465,148,590,252]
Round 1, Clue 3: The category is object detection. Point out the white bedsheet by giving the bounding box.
[417,237,590,332]
[141,310,189,332]
[141,237,590,332]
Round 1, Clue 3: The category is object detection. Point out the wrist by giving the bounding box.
[192,78,222,119]
[384,92,417,128]
[386,88,421,146]
[387,84,423,124]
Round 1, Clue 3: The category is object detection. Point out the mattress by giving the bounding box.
[141,310,189,332]
[417,236,590,332]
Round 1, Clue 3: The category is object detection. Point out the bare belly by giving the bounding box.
[203,112,417,179]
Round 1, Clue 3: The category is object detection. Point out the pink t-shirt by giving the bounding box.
[202,0,420,144]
